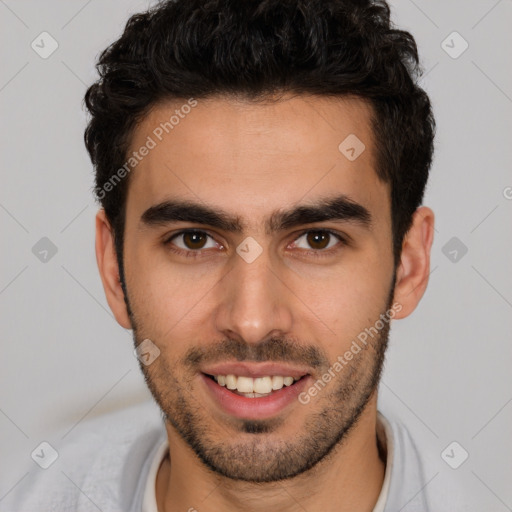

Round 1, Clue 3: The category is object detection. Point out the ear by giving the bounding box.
[392,206,435,319]
[95,209,132,329]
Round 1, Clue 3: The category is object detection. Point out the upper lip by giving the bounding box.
[200,362,311,379]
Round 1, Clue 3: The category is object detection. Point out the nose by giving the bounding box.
[213,246,293,345]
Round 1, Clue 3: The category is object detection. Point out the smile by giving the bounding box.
[201,372,311,420]
[207,374,302,397]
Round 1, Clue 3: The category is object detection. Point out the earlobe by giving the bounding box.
[95,210,132,329]
[392,206,435,319]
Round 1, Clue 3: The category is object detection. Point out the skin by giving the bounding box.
[96,94,434,512]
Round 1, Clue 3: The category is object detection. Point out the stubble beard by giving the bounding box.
[129,296,392,483]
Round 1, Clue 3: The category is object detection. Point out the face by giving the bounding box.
[108,94,401,482]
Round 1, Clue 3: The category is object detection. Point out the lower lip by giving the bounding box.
[201,373,311,420]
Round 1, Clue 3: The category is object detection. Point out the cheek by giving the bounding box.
[285,257,392,350]
[125,245,223,335]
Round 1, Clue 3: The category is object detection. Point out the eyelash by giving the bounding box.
[163,229,347,259]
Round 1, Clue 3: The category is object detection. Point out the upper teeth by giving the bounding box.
[214,375,299,393]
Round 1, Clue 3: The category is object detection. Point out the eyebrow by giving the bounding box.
[140,194,372,234]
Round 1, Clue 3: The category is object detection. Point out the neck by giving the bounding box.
[156,394,386,512]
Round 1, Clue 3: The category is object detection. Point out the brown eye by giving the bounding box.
[292,230,344,253]
[182,232,208,250]
[168,231,217,252]
[306,231,331,250]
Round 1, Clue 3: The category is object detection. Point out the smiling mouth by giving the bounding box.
[203,373,307,398]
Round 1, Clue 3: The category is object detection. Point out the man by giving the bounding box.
[5,0,465,510]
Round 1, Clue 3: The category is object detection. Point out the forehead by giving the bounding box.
[125,94,389,227]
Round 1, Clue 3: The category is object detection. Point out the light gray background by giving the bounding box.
[1,0,511,509]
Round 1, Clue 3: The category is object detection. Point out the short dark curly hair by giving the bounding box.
[84,0,435,275]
